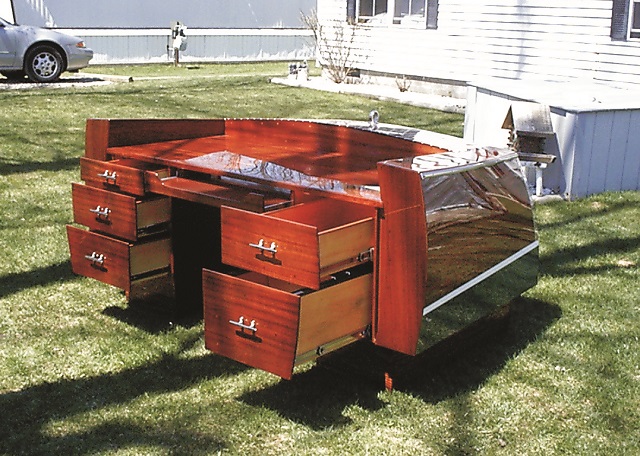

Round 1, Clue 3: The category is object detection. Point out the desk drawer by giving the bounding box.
[72,183,170,242]
[67,225,171,295]
[221,199,375,289]
[80,157,169,196]
[203,268,372,379]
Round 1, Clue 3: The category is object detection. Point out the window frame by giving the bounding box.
[611,0,640,40]
[630,0,640,39]
[349,0,438,30]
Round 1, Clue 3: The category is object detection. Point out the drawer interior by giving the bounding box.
[72,183,170,241]
[67,225,171,293]
[236,268,373,359]
[271,199,376,231]
[221,199,376,289]
[203,264,372,379]
[136,197,172,230]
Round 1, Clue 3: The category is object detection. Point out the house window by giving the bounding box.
[611,0,640,40]
[631,0,640,38]
[359,0,389,19]
[351,0,438,29]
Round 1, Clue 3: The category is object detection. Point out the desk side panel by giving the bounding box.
[375,163,427,355]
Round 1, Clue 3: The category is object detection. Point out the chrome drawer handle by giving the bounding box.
[97,170,117,183]
[248,239,278,255]
[89,205,111,219]
[229,316,257,333]
[84,252,105,266]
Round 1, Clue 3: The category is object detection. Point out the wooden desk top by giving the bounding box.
[104,119,448,205]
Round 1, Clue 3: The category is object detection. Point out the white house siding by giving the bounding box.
[0,0,14,22]
[318,0,640,199]
[318,0,640,88]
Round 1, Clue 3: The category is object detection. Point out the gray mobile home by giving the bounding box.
[3,0,315,63]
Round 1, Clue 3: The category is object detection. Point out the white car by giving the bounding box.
[0,16,93,83]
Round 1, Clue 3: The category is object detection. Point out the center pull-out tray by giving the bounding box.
[203,268,372,379]
[221,199,376,289]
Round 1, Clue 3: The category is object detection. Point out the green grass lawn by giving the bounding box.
[1,63,638,455]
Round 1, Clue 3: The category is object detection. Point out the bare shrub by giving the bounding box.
[301,9,358,84]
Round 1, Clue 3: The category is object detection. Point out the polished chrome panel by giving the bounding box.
[423,240,539,317]
[416,247,539,352]
[416,154,538,351]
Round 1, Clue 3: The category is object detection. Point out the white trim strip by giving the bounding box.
[422,240,539,316]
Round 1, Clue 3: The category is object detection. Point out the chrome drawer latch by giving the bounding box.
[249,239,282,265]
[84,252,105,266]
[249,239,278,256]
[89,205,111,220]
[229,316,257,333]
[97,170,117,183]
[249,239,278,255]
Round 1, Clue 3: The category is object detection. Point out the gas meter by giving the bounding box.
[171,21,188,52]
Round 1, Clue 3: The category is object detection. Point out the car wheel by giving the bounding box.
[24,45,64,83]
[1,70,27,81]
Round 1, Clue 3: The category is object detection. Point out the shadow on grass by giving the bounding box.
[541,234,640,278]
[535,197,635,232]
[0,292,560,452]
[0,261,76,299]
[0,335,242,455]
[0,258,199,334]
[0,76,104,87]
[0,156,79,175]
[102,297,203,334]
[400,297,562,402]
[240,297,562,430]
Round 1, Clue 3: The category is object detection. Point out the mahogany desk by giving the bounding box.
[67,118,538,379]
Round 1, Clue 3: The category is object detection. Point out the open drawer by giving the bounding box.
[203,267,372,379]
[221,199,376,289]
[67,225,171,297]
[80,157,170,196]
[72,183,170,242]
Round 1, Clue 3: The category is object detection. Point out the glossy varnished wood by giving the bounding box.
[105,119,444,181]
[80,157,168,196]
[221,199,375,289]
[202,269,373,379]
[145,173,290,212]
[72,183,170,241]
[85,118,225,160]
[67,225,171,294]
[100,119,446,206]
[222,119,444,178]
[203,269,301,379]
[374,161,428,355]
[296,273,372,357]
[69,118,539,380]
[78,118,435,365]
